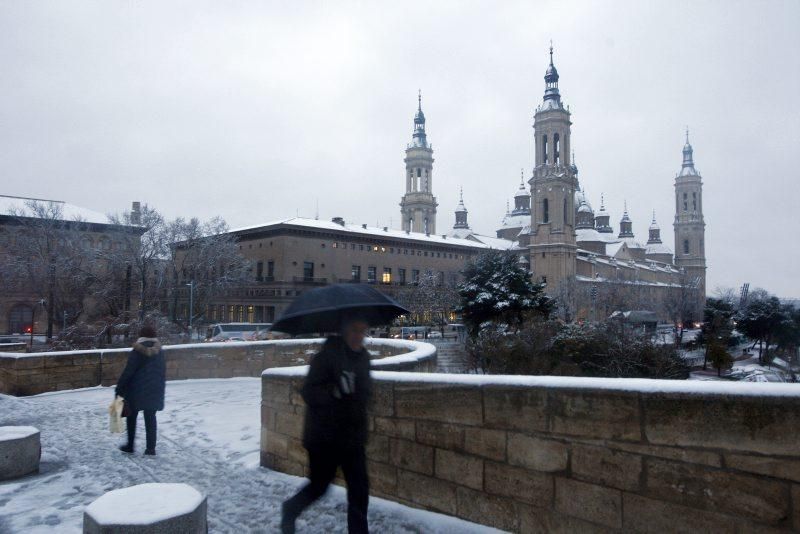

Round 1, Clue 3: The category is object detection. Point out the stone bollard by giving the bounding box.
[83,483,207,534]
[0,426,41,481]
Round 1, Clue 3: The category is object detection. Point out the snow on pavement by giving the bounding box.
[0,378,501,533]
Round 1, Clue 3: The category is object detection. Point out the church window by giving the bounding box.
[683,239,690,254]
[683,192,688,211]
[542,135,548,164]
[424,218,429,233]
[692,192,697,211]
[554,133,560,165]
[417,168,421,178]
[543,198,550,223]
[563,197,567,224]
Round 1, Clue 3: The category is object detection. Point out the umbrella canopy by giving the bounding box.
[270,284,410,335]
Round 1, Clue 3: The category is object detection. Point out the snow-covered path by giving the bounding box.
[0,378,500,533]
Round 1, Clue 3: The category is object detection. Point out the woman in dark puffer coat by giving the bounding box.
[115,325,166,456]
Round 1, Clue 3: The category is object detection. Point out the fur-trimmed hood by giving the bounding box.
[133,337,162,357]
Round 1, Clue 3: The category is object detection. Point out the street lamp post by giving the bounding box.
[30,299,46,349]
[186,281,195,341]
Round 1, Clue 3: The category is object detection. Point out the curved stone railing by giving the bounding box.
[0,338,436,396]
[261,371,800,532]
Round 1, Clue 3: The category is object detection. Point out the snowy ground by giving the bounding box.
[0,378,501,533]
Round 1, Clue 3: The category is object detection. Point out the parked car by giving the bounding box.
[205,323,273,342]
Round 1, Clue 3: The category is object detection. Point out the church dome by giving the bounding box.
[514,183,530,199]
[578,202,593,214]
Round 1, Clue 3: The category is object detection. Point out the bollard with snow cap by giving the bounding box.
[83,483,207,533]
[0,426,41,481]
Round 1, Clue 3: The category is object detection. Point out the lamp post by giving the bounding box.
[186,281,195,340]
[30,299,46,349]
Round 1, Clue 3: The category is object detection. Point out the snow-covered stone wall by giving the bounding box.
[0,338,433,396]
[261,372,800,532]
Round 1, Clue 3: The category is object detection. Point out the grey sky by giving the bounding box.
[1,1,798,296]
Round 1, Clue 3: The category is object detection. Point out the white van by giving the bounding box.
[205,323,272,342]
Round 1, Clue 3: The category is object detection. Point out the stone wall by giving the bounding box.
[0,338,434,396]
[261,373,800,533]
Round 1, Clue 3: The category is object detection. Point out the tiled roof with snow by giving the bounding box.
[230,217,503,250]
[0,195,109,225]
[646,243,673,255]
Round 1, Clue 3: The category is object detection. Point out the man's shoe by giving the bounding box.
[144,449,156,456]
[119,444,134,454]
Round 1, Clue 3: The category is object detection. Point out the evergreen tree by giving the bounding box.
[736,293,787,364]
[457,251,552,337]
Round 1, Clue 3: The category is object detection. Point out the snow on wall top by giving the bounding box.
[0,426,39,441]
[0,195,110,225]
[85,483,204,525]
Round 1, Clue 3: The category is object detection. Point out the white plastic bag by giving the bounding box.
[109,396,124,434]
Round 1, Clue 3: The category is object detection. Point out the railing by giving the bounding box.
[291,276,328,285]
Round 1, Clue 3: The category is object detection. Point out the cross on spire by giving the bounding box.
[418,89,422,111]
[549,40,553,64]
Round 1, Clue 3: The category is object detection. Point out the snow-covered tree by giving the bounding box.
[736,291,787,364]
[457,250,552,337]
[397,269,459,329]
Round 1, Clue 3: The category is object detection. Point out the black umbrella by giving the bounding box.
[270,283,410,335]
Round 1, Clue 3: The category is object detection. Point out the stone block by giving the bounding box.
[554,477,622,529]
[0,426,40,481]
[367,460,397,495]
[397,470,457,515]
[265,431,289,458]
[261,406,276,431]
[261,377,293,407]
[416,421,465,451]
[519,504,616,534]
[394,383,482,425]
[644,457,789,524]
[373,417,415,440]
[622,492,738,533]
[507,433,568,472]
[610,440,721,467]
[571,443,642,491]
[83,483,207,534]
[11,356,44,370]
[484,461,553,506]
[483,386,547,432]
[643,394,800,456]
[389,438,434,475]
[366,434,390,463]
[463,427,506,461]
[549,389,640,441]
[275,412,304,440]
[434,449,483,490]
[369,382,394,416]
[456,486,518,532]
[725,453,800,484]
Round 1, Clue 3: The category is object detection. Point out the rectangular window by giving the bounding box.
[267,261,274,279]
[266,306,276,322]
[367,266,377,284]
[382,267,392,284]
[351,265,361,281]
[303,261,314,281]
[247,305,255,323]
[412,269,420,284]
[398,268,406,285]
[256,261,264,281]
[438,271,445,286]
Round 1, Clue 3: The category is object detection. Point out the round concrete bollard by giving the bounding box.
[0,426,41,481]
[83,483,207,534]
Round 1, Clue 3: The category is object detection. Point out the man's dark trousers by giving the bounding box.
[283,444,369,533]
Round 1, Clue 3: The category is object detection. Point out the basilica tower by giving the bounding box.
[400,92,438,234]
[529,46,578,293]
[673,130,707,316]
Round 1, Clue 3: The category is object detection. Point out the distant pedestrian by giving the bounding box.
[115,325,166,456]
[281,316,372,534]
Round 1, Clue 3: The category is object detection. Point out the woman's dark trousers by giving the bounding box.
[126,410,157,452]
[283,445,369,533]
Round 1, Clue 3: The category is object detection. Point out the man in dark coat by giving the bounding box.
[281,317,372,534]
[115,325,166,456]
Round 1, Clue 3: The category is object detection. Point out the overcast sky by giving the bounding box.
[1,1,798,296]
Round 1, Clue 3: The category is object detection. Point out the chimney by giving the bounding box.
[131,201,142,225]
[383,226,388,232]
[442,235,447,239]
[331,217,345,226]
[362,224,367,229]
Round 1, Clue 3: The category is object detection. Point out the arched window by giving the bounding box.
[542,135,548,164]
[543,198,550,223]
[554,133,560,165]
[417,168,421,178]
[683,239,690,254]
[563,197,568,224]
[692,191,697,211]
[424,218,429,234]
[683,192,688,211]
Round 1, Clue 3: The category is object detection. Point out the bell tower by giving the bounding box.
[400,91,438,234]
[673,128,707,317]
[529,45,578,294]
